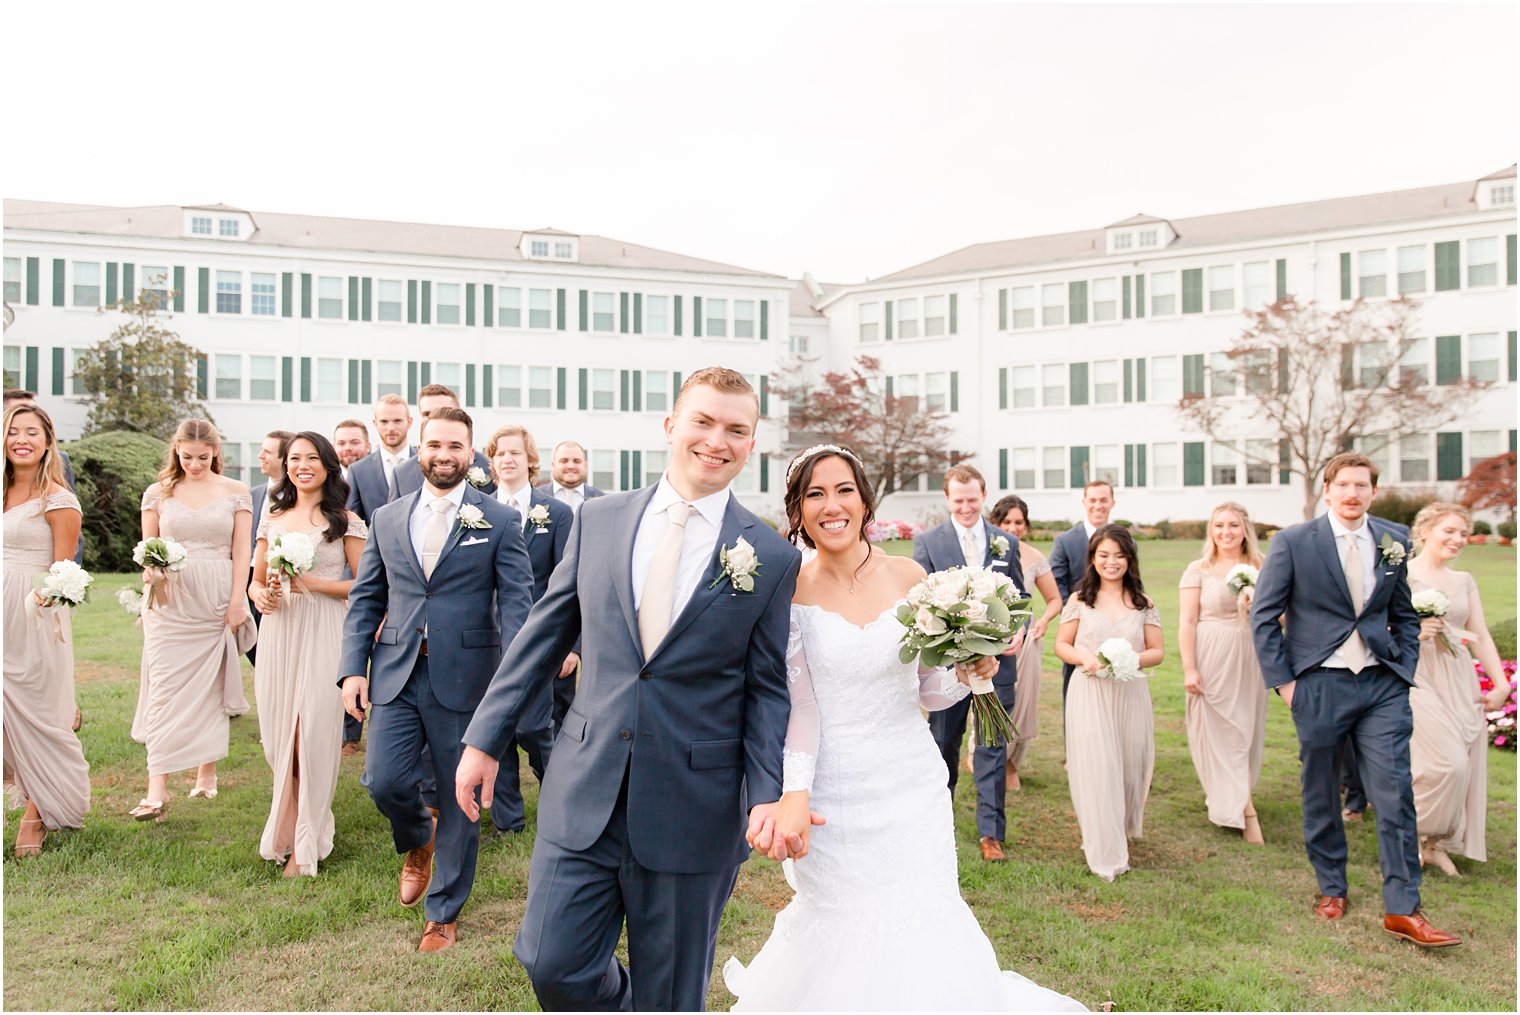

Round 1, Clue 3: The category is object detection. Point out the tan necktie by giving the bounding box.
[961,527,980,568]
[639,502,693,657]
[386,455,401,501]
[420,497,451,579]
[1342,533,1368,672]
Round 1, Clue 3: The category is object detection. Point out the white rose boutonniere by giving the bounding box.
[467,466,491,489]
[1378,532,1406,567]
[989,534,1010,558]
[527,504,551,531]
[709,535,762,592]
[457,504,491,533]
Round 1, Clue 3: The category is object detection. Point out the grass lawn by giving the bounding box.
[4,541,1515,1011]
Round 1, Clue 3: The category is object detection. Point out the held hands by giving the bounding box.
[747,795,826,861]
[454,745,500,822]
[1183,668,1204,696]
[1418,616,1444,641]
[341,675,370,723]
[558,651,581,679]
[954,655,999,686]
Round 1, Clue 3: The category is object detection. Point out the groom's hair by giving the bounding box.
[673,367,758,415]
[420,405,473,442]
[1322,452,1379,488]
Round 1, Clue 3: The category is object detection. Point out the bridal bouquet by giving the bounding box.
[1411,588,1461,655]
[34,560,94,608]
[265,531,318,579]
[1095,638,1144,681]
[897,565,1033,746]
[132,536,188,610]
[1225,564,1259,596]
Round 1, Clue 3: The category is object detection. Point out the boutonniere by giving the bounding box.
[526,504,551,531]
[466,466,491,489]
[1378,532,1406,567]
[456,504,491,533]
[989,535,1010,558]
[709,536,761,593]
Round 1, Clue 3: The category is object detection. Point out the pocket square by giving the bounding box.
[533,528,549,536]
[461,536,490,547]
[991,559,1009,569]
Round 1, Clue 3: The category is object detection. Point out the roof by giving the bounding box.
[872,175,1494,284]
[1105,213,1170,227]
[788,276,841,318]
[2,199,783,279]
[1477,164,1516,181]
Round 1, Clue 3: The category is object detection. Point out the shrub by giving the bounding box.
[1167,519,1208,541]
[1471,519,1493,535]
[1500,520,1517,540]
[64,430,167,572]
[1491,617,1517,660]
[1475,659,1518,751]
[866,519,921,543]
[1369,488,1435,528]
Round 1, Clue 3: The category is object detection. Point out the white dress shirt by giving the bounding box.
[631,474,729,627]
[1083,519,1098,539]
[552,481,587,515]
[497,482,533,529]
[408,482,467,563]
[952,518,984,567]
[1324,512,1377,669]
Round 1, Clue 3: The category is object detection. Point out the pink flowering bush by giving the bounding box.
[1476,659,1518,750]
[866,519,922,543]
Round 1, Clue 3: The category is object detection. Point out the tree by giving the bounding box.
[771,354,963,502]
[1458,451,1517,524]
[1175,295,1490,520]
[64,430,167,571]
[75,288,210,440]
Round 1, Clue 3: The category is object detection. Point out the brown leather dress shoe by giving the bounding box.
[979,836,1007,862]
[399,816,437,908]
[418,921,456,953]
[341,741,361,758]
[1313,895,1347,920]
[1384,911,1461,948]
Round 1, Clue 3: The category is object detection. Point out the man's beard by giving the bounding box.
[421,459,465,490]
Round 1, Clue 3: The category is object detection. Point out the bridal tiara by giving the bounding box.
[784,444,863,487]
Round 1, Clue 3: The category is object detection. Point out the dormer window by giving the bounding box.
[218,218,239,237]
[530,239,549,257]
[1113,232,1133,251]
[554,241,573,259]
[522,231,578,261]
[1106,214,1176,254]
[184,207,253,241]
[1492,184,1514,207]
[192,216,212,235]
[1138,229,1158,248]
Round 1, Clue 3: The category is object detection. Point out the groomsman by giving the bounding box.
[483,424,575,837]
[247,430,294,666]
[1251,452,1459,947]
[394,385,496,498]
[347,394,414,527]
[1049,480,1116,704]
[538,439,604,728]
[339,405,534,953]
[912,465,1026,863]
[331,419,372,484]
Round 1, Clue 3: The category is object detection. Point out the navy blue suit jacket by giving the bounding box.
[911,519,1027,684]
[1251,514,1420,689]
[346,448,413,527]
[1048,523,1092,602]
[512,485,574,602]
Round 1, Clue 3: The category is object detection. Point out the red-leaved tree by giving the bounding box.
[1458,452,1517,523]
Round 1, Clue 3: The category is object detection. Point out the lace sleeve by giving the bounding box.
[917,664,971,711]
[1025,550,1051,580]
[345,513,370,541]
[230,491,253,515]
[1143,603,1162,628]
[140,483,162,511]
[256,515,272,544]
[1178,565,1203,590]
[781,615,820,794]
[44,490,82,514]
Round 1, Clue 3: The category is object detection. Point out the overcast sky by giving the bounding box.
[5,2,1514,282]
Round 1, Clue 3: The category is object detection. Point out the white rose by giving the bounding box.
[963,600,989,625]
[930,581,963,610]
[458,504,487,528]
[915,606,948,636]
[467,466,490,487]
[726,536,757,573]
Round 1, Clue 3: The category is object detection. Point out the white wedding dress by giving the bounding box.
[723,604,1087,1012]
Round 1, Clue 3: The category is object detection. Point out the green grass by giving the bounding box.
[5,546,1516,1011]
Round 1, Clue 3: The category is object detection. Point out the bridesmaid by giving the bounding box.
[1054,523,1162,881]
[1177,502,1269,844]
[988,494,1062,788]
[130,419,253,822]
[1406,502,1513,875]
[2,404,91,857]
[248,433,366,876]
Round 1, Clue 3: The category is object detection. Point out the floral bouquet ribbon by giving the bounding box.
[133,536,188,611]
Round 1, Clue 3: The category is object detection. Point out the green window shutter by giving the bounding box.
[25,257,39,305]
[361,277,373,321]
[693,296,703,337]
[760,374,770,416]
[1069,361,1089,406]
[1436,432,1464,480]
[1508,331,1516,383]
[197,267,210,313]
[759,453,769,494]
[674,295,683,336]
[406,362,419,402]
[361,361,372,403]
[281,272,293,317]
[1136,358,1147,401]
[632,370,642,411]
[1123,444,1134,488]
[998,367,1007,410]
[300,357,312,402]
[1183,442,1205,486]
[1182,353,1205,397]
[620,292,629,334]
[419,362,431,386]
[579,289,589,331]
[1434,241,1460,291]
[482,284,494,327]
[1507,234,1517,286]
[885,376,894,399]
[348,360,360,403]
[1435,335,1461,384]
[1339,252,1351,300]
[1122,276,1132,320]
[1339,344,1356,387]
[633,292,643,334]
[760,299,769,340]
[173,266,186,312]
[23,347,37,392]
[632,451,643,487]
[998,448,1008,489]
[481,365,494,407]
[1136,444,1147,487]
[1069,446,1090,488]
[620,370,631,411]
[672,370,682,396]
[998,289,1007,330]
[1123,359,1133,402]
[1279,439,1291,485]
[556,289,567,331]
[556,367,567,408]
[348,277,360,321]
[196,354,209,399]
[407,280,417,323]
[280,356,294,402]
[465,283,476,327]
[1275,258,1287,301]
[883,300,893,341]
[1181,268,1203,313]
[465,364,477,407]
[420,281,431,324]
[1069,280,1088,324]
[50,347,64,396]
[949,292,958,334]
[620,450,630,491]
[1511,430,1517,453]
[1135,274,1145,319]
[949,371,959,412]
[51,259,65,306]
[105,262,118,305]
[302,273,313,319]
[578,368,589,410]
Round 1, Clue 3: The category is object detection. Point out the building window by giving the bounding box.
[1238,348,1273,396]
[249,355,277,400]
[1242,261,1271,307]
[734,300,755,339]
[590,449,616,491]
[530,239,549,258]
[1093,445,1120,485]
[789,334,809,355]
[214,354,242,399]
[1469,430,1503,470]
[491,365,520,408]
[1093,360,1120,404]
[1358,434,1392,479]
[1355,341,1387,388]
[924,372,949,412]
[528,289,552,329]
[316,358,343,402]
[433,362,462,392]
[1150,271,1177,316]
[645,371,670,412]
[496,287,521,328]
[1113,232,1132,251]
[923,294,947,336]
[218,219,239,238]
[1208,265,1235,311]
[1010,447,1035,488]
[1398,337,1429,385]
[1151,443,1179,487]
[1091,278,1117,321]
[590,369,616,410]
[1245,438,1276,484]
[1,346,19,389]
[1041,446,1066,489]
[644,449,668,486]
[1138,229,1158,248]
[376,360,403,397]
[859,301,881,342]
[1357,249,1387,298]
[592,292,615,332]
[222,442,243,484]
[1397,245,1426,294]
[1468,333,1500,382]
[215,271,242,314]
[705,298,728,338]
[896,297,920,339]
[1149,355,1179,403]
[2,257,19,304]
[1041,363,1066,407]
[1491,184,1515,206]
[1468,237,1499,287]
[895,373,920,409]
[69,348,92,395]
[249,273,276,316]
[528,366,554,408]
[377,279,403,322]
[435,283,460,325]
[72,262,101,307]
[554,241,573,259]
[1211,442,1239,485]
[317,276,343,319]
[1210,352,1237,396]
[1400,433,1430,482]
[1040,284,1065,327]
[191,216,212,235]
[646,295,669,336]
[1009,365,1036,409]
[1009,286,1035,329]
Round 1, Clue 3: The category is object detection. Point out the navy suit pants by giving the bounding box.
[928,671,1017,842]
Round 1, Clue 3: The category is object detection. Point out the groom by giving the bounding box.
[456,367,802,1011]
[1251,452,1459,947]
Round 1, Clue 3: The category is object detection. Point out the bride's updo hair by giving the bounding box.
[783,445,876,550]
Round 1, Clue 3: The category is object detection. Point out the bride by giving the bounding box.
[724,445,1086,1011]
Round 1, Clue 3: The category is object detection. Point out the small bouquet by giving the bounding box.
[1225,564,1259,596]
[29,560,93,642]
[265,530,318,580]
[897,565,1033,745]
[1095,637,1144,681]
[1411,588,1461,655]
[132,536,188,610]
[117,587,145,616]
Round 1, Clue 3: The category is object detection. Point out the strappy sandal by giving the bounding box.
[13,818,47,858]
[129,798,169,823]
[188,781,218,800]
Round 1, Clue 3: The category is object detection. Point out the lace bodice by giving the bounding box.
[1061,598,1162,655]
[141,483,252,560]
[257,514,368,579]
[3,491,81,569]
[1020,544,1051,582]
[1179,566,1246,623]
[1409,570,1475,632]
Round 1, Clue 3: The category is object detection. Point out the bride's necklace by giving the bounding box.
[817,548,877,595]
